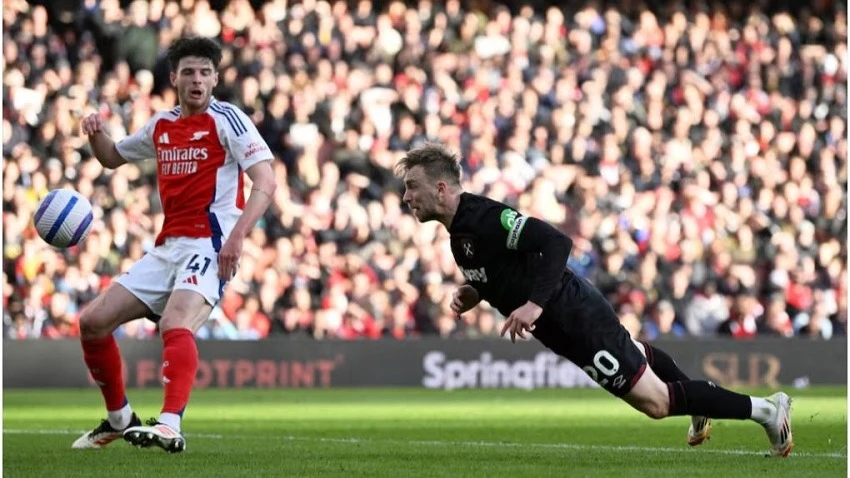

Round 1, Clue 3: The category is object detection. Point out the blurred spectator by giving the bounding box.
[643,300,687,340]
[684,280,729,337]
[718,293,763,339]
[758,293,795,337]
[3,0,846,341]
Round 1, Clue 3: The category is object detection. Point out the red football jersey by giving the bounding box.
[116,98,273,248]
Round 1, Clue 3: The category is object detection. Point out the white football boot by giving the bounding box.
[762,392,793,457]
[72,413,141,449]
[687,416,712,446]
[123,418,187,453]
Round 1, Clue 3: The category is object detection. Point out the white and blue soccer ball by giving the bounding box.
[33,189,94,248]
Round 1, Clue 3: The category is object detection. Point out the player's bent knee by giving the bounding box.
[79,284,151,339]
[79,297,124,339]
[640,401,669,420]
[158,290,213,334]
[79,303,111,339]
[623,366,671,420]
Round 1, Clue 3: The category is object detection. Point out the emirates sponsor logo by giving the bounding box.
[157,147,210,162]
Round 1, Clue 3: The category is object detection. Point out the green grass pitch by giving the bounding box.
[3,387,846,477]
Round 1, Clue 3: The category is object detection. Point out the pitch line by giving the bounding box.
[3,429,845,459]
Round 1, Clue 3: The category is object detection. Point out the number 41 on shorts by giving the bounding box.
[186,254,212,275]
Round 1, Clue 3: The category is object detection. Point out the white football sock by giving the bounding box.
[750,397,776,425]
[691,415,707,426]
[107,403,133,430]
[158,412,182,432]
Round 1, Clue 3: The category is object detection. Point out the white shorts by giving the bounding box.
[115,237,227,319]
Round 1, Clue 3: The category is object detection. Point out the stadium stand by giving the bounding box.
[3,0,846,340]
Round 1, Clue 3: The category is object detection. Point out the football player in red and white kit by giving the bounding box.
[74,37,276,453]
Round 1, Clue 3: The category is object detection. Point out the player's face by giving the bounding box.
[403,166,442,222]
[171,56,218,111]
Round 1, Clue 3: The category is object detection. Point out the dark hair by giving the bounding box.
[395,142,462,186]
[167,37,223,72]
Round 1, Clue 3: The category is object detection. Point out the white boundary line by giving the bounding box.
[3,429,846,459]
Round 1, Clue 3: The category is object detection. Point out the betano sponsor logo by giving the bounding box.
[422,351,599,391]
[459,266,488,283]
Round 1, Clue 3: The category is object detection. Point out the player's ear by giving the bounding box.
[170,71,177,88]
[436,180,447,196]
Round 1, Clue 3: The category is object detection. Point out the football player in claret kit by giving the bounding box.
[75,36,276,453]
[396,142,793,457]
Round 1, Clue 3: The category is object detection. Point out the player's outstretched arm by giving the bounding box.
[498,212,573,342]
[504,214,573,308]
[81,113,128,169]
[216,160,277,280]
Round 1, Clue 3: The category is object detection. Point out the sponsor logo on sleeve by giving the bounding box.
[500,209,518,230]
[244,141,270,159]
[500,209,527,250]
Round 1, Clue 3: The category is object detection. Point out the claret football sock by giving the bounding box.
[667,380,752,419]
[639,341,690,382]
[82,334,132,428]
[160,328,198,432]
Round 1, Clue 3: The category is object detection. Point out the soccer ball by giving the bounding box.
[33,189,94,248]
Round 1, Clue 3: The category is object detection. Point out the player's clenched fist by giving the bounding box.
[81,113,105,136]
[450,284,480,316]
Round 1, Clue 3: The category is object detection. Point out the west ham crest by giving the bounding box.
[461,239,474,257]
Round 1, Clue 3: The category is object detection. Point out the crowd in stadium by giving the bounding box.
[3,0,846,341]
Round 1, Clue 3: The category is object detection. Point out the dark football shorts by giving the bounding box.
[531,273,647,397]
